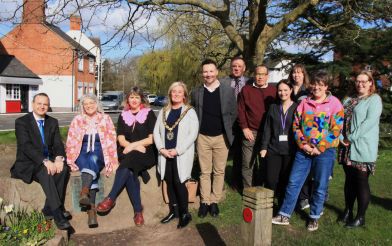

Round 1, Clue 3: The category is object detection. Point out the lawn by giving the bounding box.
[0,127,69,145]
[1,128,391,245]
[193,150,392,245]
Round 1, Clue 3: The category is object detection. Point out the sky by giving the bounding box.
[0,0,163,59]
[0,0,333,61]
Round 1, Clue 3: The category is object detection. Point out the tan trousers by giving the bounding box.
[197,134,229,204]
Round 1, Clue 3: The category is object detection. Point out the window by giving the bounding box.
[77,82,83,99]
[89,83,94,94]
[78,52,84,71]
[89,58,95,74]
[6,84,20,100]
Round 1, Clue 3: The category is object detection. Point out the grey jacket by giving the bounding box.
[153,105,199,183]
[191,82,237,145]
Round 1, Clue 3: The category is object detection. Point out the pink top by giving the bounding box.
[66,113,118,175]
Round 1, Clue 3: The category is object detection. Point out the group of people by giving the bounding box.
[10,56,382,234]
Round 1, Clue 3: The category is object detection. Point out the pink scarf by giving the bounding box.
[121,108,151,129]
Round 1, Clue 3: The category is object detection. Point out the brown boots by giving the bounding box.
[79,187,90,207]
[87,205,98,228]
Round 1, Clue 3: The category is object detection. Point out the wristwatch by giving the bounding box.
[55,156,65,162]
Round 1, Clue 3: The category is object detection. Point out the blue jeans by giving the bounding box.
[108,167,142,213]
[279,148,335,219]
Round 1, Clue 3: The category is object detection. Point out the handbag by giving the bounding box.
[162,178,198,203]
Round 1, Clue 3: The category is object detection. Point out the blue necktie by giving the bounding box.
[37,120,48,157]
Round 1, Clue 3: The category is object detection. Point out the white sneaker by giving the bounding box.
[272,215,290,225]
[307,219,319,231]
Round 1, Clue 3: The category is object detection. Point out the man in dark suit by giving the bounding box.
[220,56,251,99]
[220,57,251,191]
[10,93,71,230]
[191,59,237,218]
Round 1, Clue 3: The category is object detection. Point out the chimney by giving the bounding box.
[70,15,81,31]
[22,0,45,24]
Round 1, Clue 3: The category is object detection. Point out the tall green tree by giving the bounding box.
[127,0,391,68]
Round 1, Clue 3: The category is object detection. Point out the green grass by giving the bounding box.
[0,127,69,145]
[0,131,16,144]
[191,150,392,245]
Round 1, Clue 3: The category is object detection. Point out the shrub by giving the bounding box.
[0,198,55,246]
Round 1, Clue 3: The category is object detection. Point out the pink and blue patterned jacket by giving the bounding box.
[293,93,344,152]
[66,113,118,175]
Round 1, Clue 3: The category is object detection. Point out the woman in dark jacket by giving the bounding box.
[260,80,297,206]
[97,87,156,226]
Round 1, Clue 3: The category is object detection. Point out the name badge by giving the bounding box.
[279,135,288,142]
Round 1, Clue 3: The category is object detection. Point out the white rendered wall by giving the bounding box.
[38,75,74,111]
[268,60,291,84]
[0,85,6,113]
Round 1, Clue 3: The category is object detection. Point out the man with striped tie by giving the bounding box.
[11,93,71,230]
[220,57,251,191]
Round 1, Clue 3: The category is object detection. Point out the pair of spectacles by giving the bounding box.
[355,80,369,84]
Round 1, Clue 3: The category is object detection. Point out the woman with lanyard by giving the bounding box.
[260,79,297,208]
[153,81,199,229]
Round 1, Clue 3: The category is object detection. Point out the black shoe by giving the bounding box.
[141,170,151,184]
[161,212,178,224]
[53,209,71,230]
[210,203,219,217]
[42,208,72,220]
[177,213,192,229]
[345,216,365,228]
[198,203,209,218]
[339,209,353,224]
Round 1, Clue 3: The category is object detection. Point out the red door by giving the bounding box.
[6,100,21,113]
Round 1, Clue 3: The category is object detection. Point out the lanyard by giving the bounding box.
[280,102,292,132]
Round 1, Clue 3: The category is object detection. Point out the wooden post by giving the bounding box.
[241,186,274,246]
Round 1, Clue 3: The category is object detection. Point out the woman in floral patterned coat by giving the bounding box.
[66,94,118,228]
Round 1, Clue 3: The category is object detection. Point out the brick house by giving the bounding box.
[66,15,103,98]
[0,0,96,113]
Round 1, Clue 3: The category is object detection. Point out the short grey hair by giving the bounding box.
[78,94,104,115]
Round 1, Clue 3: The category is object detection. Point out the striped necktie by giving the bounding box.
[234,78,241,97]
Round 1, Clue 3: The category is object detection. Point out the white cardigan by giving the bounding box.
[153,105,199,183]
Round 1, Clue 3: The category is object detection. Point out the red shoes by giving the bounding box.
[134,212,144,226]
[96,197,115,213]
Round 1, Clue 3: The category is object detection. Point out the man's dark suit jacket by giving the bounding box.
[191,81,237,145]
[219,75,252,88]
[10,112,66,184]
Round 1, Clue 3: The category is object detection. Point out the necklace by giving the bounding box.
[162,105,192,140]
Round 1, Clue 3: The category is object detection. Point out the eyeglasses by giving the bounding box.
[355,80,369,85]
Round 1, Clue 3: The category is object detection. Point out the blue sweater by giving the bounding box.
[348,94,382,162]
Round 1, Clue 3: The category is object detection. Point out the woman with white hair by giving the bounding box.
[66,94,118,228]
[154,81,199,229]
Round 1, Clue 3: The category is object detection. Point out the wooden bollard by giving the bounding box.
[241,186,274,246]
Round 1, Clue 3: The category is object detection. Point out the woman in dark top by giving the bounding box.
[289,64,312,210]
[290,64,310,102]
[260,80,297,206]
[154,82,199,229]
[97,87,156,226]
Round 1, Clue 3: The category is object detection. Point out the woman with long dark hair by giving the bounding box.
[260,80,297,207]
